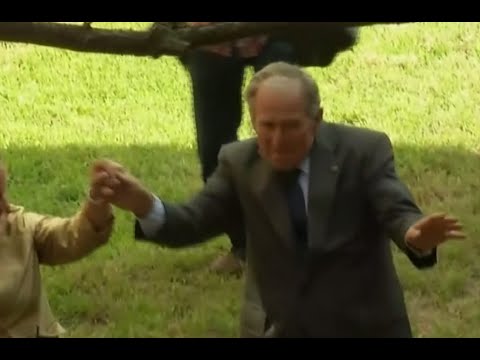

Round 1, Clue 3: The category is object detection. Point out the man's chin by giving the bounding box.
[269,159,297,172]
[259,151,298,171]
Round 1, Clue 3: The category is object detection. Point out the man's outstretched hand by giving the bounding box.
[405,213,466,252]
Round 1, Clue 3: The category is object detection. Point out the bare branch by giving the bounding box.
[0,22,413,60]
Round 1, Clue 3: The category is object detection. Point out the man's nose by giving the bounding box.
[271,128,286,149]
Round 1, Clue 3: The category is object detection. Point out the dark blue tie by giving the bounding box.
[278,169,308,252]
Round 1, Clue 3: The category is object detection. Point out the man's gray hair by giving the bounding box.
[245,61,321,120]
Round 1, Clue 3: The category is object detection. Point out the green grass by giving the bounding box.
[1,22,479,337]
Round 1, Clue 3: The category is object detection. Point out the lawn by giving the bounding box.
[0,22,479,337]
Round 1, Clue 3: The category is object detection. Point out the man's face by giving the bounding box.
[252,77,320,171]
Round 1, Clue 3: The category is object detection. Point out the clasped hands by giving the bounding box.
[88,159,154,219]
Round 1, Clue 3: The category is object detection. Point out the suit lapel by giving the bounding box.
[307,122,340,251]
[250,154,296,250]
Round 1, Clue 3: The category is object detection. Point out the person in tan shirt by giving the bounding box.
[0,159,117,338]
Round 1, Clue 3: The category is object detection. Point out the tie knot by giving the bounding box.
[276,168,302,189]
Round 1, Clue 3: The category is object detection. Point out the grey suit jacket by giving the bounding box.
[135,121,436,338]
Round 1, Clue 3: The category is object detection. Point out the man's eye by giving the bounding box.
[286,122,301,130]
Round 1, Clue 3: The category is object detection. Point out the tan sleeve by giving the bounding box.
[27,203,114,266]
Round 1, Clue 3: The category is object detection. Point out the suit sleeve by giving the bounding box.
[134,146,242,248]
[364,133,437,269]
[28,203,114,266]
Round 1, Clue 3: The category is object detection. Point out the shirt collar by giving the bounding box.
[298,157,310,175]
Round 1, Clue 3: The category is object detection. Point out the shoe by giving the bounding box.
[209,252,244,275]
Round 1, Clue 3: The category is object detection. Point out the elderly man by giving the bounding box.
[94,62,465,337]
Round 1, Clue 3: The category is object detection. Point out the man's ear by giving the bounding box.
[251,118,258,134]
[249,107,259,134]
[317,107,324,123]
[311,107,323,131]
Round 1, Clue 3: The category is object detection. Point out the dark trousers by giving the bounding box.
[183,40,296,258]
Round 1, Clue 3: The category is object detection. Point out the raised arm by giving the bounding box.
[135,151,242,248]
[91,147,243,249]
[29,162,117,265]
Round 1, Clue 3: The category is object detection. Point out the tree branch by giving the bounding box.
[0,22,412,59]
